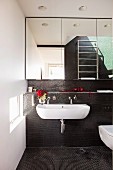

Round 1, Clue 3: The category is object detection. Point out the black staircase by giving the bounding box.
[65,36,109,79]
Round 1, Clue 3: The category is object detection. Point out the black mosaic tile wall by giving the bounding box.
[28,80,112,92]
[24,92,112,147]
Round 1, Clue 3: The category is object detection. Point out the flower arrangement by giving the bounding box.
[36,89,47,103]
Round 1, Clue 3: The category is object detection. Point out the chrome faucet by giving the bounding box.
[47,97,50,104]
[73,95,77,100]
[69,97,73,104]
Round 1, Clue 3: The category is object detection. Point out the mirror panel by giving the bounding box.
[97,19,112,36]
[97,19,112,78]
[26,18,64,79]
[38,47,64,79]
[26,21,42,79]
[62,19,96,45]
[26,18,112,80]
[27,18,62,45]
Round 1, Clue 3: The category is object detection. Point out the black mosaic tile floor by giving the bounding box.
[17,146,112,170]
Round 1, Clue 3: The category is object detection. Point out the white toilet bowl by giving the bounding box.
[99,125,113,150]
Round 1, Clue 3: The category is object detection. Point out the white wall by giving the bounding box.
[26,23,41,79]
[0,0,27,170]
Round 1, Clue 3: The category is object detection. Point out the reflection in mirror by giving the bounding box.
[62,19,96,45]
[26,21,42,79]
[97,19,112,79]
[26,18,64,79]
[26,18,112,80]
[38,47,64,79]
[65,36,98,80]
[27,18,62,45]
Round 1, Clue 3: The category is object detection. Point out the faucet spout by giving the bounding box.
[74,95,77,100]
[47,97,50,104]
[69,97,73,104]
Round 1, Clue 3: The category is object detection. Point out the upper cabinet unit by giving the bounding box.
[26,17,112,80]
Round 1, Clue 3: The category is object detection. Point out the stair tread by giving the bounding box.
[78,40,97,42]
[79,65,97,66]
[79,71,97,73]
[79,58,97,60]
[78,51,97,54]
[79,45,98,48]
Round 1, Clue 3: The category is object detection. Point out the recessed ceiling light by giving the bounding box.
[73,23,80,27]
[42,23,48,26]
[79,6,87,11]
[104,24,111,28]
[38,6,47,11]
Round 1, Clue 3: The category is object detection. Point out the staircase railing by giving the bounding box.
[98,48,104,63]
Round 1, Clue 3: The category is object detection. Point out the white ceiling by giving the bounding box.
[17,0,112,45]
[17,0,112,18]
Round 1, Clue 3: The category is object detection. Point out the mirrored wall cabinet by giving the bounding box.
[26,18,112,80]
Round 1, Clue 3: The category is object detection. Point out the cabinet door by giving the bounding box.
[26,21,41,79]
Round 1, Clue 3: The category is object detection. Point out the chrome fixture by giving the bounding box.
[52,95,56,100]
[73,95,77,100]
[60,119,65,134]
[47,97,50,104]
[69,97,72,104]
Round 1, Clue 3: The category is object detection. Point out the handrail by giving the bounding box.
[98,48,104,63]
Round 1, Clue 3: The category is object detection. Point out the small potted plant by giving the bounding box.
[36,89,47,104]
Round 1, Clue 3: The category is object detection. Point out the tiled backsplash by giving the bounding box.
[28,80,113,92]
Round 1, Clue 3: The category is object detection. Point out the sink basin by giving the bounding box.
[36,104,90,119]
[99,125,113,150]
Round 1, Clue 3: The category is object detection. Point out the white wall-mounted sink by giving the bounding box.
[99,125,113,150]
[36,104,90,119]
